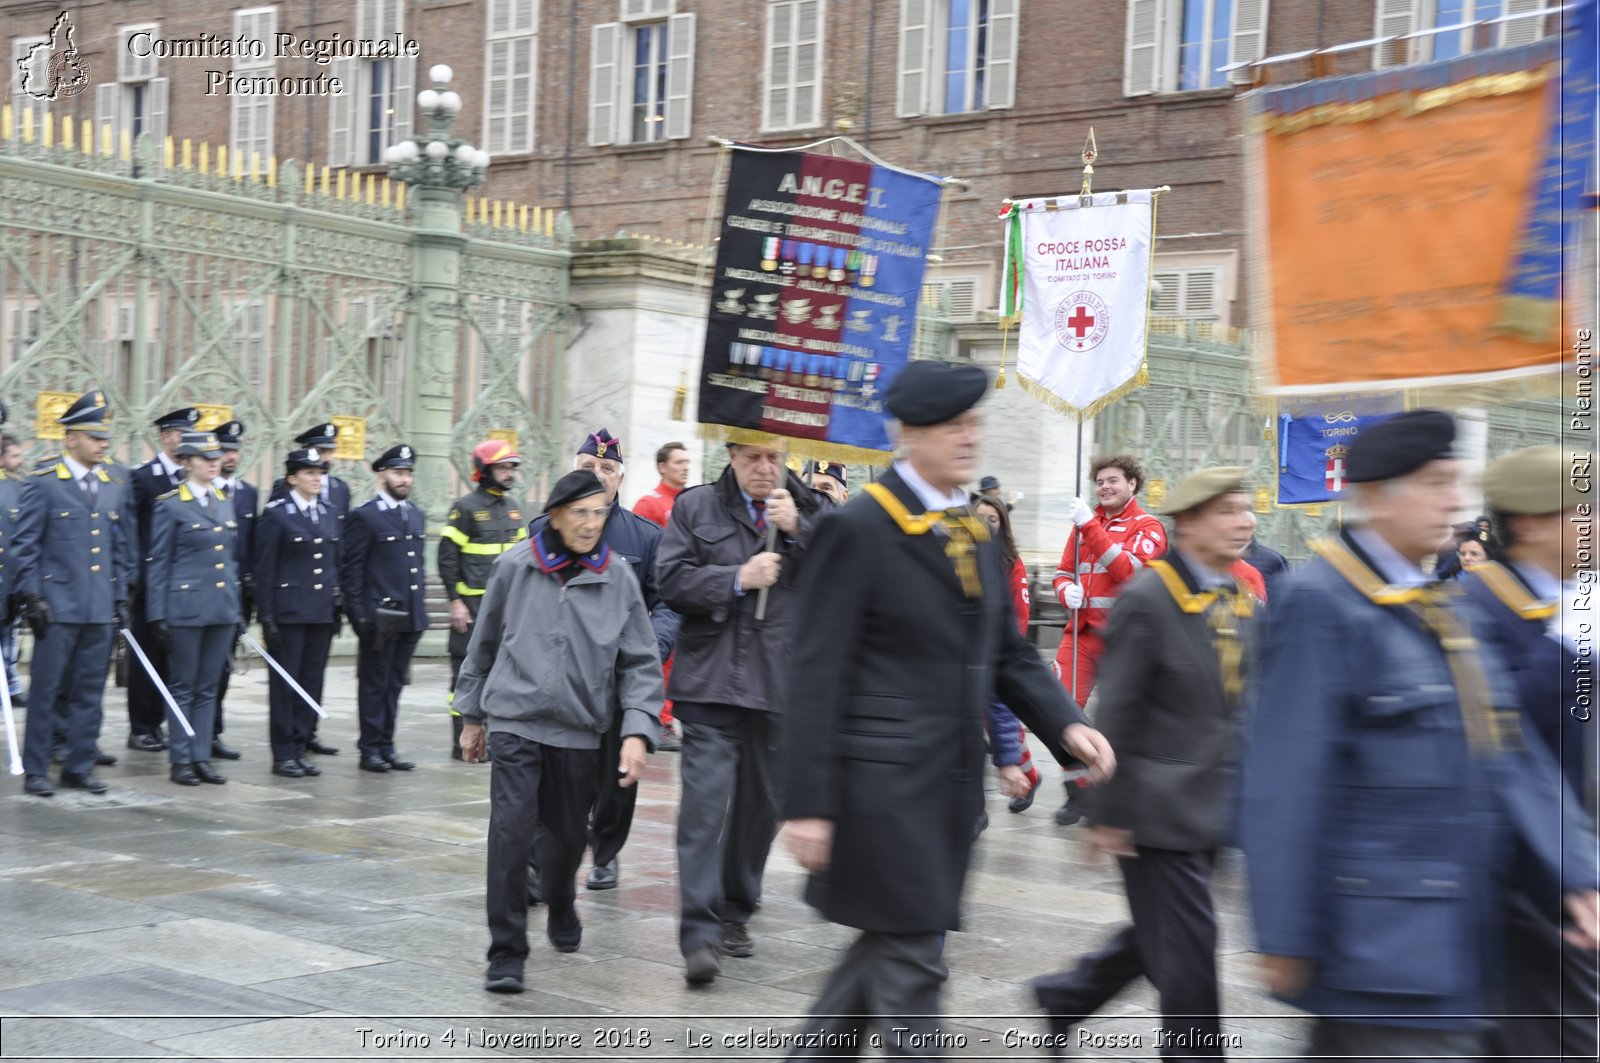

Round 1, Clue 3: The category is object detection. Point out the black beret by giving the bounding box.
[1346,409,1456,483]
[372,443,416,471]
[155,407,200,430]
[884,361,988,426]
[285,447,331,474]
[543,470,606,513]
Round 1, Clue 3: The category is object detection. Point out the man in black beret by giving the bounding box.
[1239,410,1600,1059]
[779,360,1116,1049]
[455,469,662,987]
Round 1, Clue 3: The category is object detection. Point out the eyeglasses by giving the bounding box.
[566,507,609,521]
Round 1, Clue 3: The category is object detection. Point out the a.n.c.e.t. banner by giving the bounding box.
[697,146,943,462]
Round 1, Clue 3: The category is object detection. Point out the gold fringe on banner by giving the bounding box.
[1493,294,1559,342]
[1017,363,1148,421]
[696,423,895,467]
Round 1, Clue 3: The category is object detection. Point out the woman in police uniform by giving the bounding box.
[146,431,241,786]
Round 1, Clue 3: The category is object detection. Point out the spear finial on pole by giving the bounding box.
[1080,128,1098,197]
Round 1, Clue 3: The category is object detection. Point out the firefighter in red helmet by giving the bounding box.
[438,440,529,760]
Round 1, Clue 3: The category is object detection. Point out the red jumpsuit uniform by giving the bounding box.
[1051,499,1167,706]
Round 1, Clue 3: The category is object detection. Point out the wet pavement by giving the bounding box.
[0,661,1310,1060]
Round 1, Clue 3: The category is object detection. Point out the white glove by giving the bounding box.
[1549,579,1585,655]
[1061,581,1085,609]
[1067,497,1096,527]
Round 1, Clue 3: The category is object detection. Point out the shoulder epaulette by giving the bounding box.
[31,466,53,477]
[155,487,181,501]
[1472,561,1558,621]
[264,498,288,510]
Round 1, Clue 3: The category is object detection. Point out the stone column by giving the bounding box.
[406,186,467,522]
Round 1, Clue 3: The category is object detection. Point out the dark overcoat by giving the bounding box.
[781,468,1085,934]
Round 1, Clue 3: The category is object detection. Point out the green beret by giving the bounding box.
[1481,446,1591,515]
[1162,466,1248,516]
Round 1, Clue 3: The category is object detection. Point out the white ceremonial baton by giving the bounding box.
[0,655,22,775]
[240,633,328,719]
[120,628,196,738]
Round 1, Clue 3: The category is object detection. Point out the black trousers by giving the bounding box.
[789,930,949,1059]
[1484,888,1600,1062]
[126,598,169,736]
[355,629,423,758]
[675,707,780,954]
[486,732,600,962]
[531,706,638,877]
[266,623,332,762]
[1032,847,1222,1061]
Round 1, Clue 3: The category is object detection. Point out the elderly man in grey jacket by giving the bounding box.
[456,470,663,993]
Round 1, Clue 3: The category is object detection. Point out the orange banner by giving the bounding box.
[1255,68,1560,393]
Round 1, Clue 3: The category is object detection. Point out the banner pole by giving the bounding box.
[1068,415,1085,708]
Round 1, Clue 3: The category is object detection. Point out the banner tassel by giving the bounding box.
[671,369,688,421]
[996,324,1011,389]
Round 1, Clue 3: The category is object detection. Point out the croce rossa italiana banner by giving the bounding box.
[697,146,943,461]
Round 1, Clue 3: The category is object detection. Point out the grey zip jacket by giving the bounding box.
[453,538,663,749]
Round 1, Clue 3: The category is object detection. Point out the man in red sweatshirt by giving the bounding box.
[1051,454,1167,824]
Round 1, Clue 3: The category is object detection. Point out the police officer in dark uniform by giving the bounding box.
[439,439,528,758]
[0,400,19,652]
[209,419,256,761]
[342,443,430,773]
[268,423,350,757]
[127,406,200,752]
[12,391,137,796]
[147,431,241,787]
[255,446,343,778]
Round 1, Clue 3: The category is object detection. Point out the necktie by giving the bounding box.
[307,502,319,525]
[752,499,766,532]
[81,471,98,502]
[1205,590,1245,706]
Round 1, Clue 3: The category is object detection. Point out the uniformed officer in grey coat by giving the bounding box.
[146,431,241,786]
[12,391,137,796]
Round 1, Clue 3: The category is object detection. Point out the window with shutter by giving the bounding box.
[119,25,160,83]
[923,276,982,321]
[231,8,278,164]
[589,22,622,145]
[1377,1,1547,69]
[664,12,696,140]
[1124,0,1270,94]
[621,0,674,20]
[329,56,358,164]
[10,37,49,130]
[486,0,539,154]
[341,0,410,163]
[1499,0,1548,47]
[1373,0,1419,67]
[897,0,932,117]
[1151,266,1223,322]
[763,0,824,131]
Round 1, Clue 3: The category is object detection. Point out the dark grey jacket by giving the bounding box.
[657,466,821,713]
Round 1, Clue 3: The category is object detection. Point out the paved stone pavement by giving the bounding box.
[0,660,1312,1061]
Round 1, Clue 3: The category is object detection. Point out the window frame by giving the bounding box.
[762,0,825,133]
[484,0,539,155]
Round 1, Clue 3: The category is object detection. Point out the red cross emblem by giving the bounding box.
[1064,305,1096,337]
[1325,457,1346,492]
[1053,291,1110,352]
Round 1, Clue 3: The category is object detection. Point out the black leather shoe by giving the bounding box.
[306,738,339,756]
[484,958,525,994]
[60,772,108,794]
[271,759,306,778]
[586,860,618,891]
[1054,800,1084,826]
[23,773,53,797]
[94,747,118,767]
[127,732,165,752]
[383,753,415,771]
[210,738,241,760]
[359,755,391,773]
[684,944,721,986]
[721,921,754,958]
[296,758,322,776]
[170,763,201,787]
[546,907,582,953]
[1009,777,1041,814]
[192,761,226,784]
[657,725,682,752]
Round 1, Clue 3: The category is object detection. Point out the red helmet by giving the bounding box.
[472,439,522,481]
